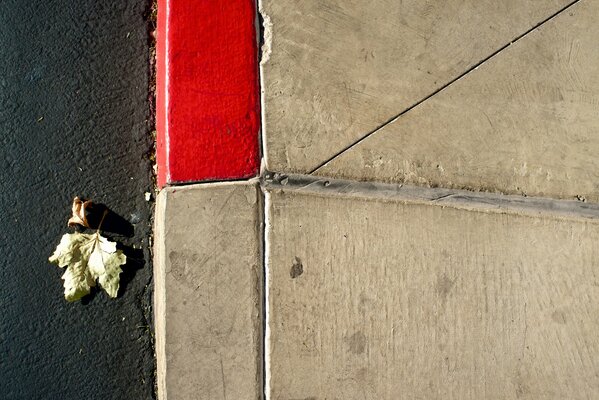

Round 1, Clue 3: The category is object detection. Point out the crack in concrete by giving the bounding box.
[308,0,584,174]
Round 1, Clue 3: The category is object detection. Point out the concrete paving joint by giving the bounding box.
[263,172,599,222]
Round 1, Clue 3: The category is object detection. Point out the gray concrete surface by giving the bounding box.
[264,173,599,221]
[0,1,155,399]
[317,0,599,202]
[260,0,573,174]
[151,1,599,398]
[265,177,599,399]
[154,182,262,400]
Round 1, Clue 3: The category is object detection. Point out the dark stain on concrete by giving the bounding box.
[0,0,155,398]
[551,309,568,325]
[436,273,456,302]
[347,331,367,354]
[355,367,368,382]
[290,256,304,278]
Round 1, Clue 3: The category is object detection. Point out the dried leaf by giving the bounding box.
[49,232,126,302]
[67,196,92,228]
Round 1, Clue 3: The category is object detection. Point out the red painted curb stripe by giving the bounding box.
[156,0,260,187]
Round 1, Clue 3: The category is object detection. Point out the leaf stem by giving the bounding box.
[97,209,109,232]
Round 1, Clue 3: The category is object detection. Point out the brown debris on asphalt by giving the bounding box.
[67,196,92,228]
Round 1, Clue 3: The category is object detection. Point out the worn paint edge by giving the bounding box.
[155,0,169,188]
[263,173,599,222]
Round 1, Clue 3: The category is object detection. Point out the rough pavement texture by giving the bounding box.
[317,0,599,202]
[261,0,572,173]
[266,185,599,399]
[0,1,155,399]
[154,182,262,400]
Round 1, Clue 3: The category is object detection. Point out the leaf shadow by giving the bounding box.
[117,245,146,296]
[80,288,98,305]
[85,203,134,238]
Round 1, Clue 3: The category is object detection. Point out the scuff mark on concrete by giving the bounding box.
[346,331,367,355]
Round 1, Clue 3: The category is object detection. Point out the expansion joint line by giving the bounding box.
[307,0,583,174]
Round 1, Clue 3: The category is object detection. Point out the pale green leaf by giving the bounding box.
[88,235,126,298]
[49,232,126,302]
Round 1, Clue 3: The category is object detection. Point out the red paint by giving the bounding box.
[156,0,260,187]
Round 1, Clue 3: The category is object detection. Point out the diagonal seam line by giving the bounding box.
[308,0,583,175]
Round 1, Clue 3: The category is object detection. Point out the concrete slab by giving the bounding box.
[317,0,599,202]
[260,0,572,173]
[154,182,262,400]
[265,176,599,399]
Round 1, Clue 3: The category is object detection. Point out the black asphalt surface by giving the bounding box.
[0,1,155,398]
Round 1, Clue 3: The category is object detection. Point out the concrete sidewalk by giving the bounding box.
[155,176,599,399]
[154,0,599,399]
[265,175,599,399]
